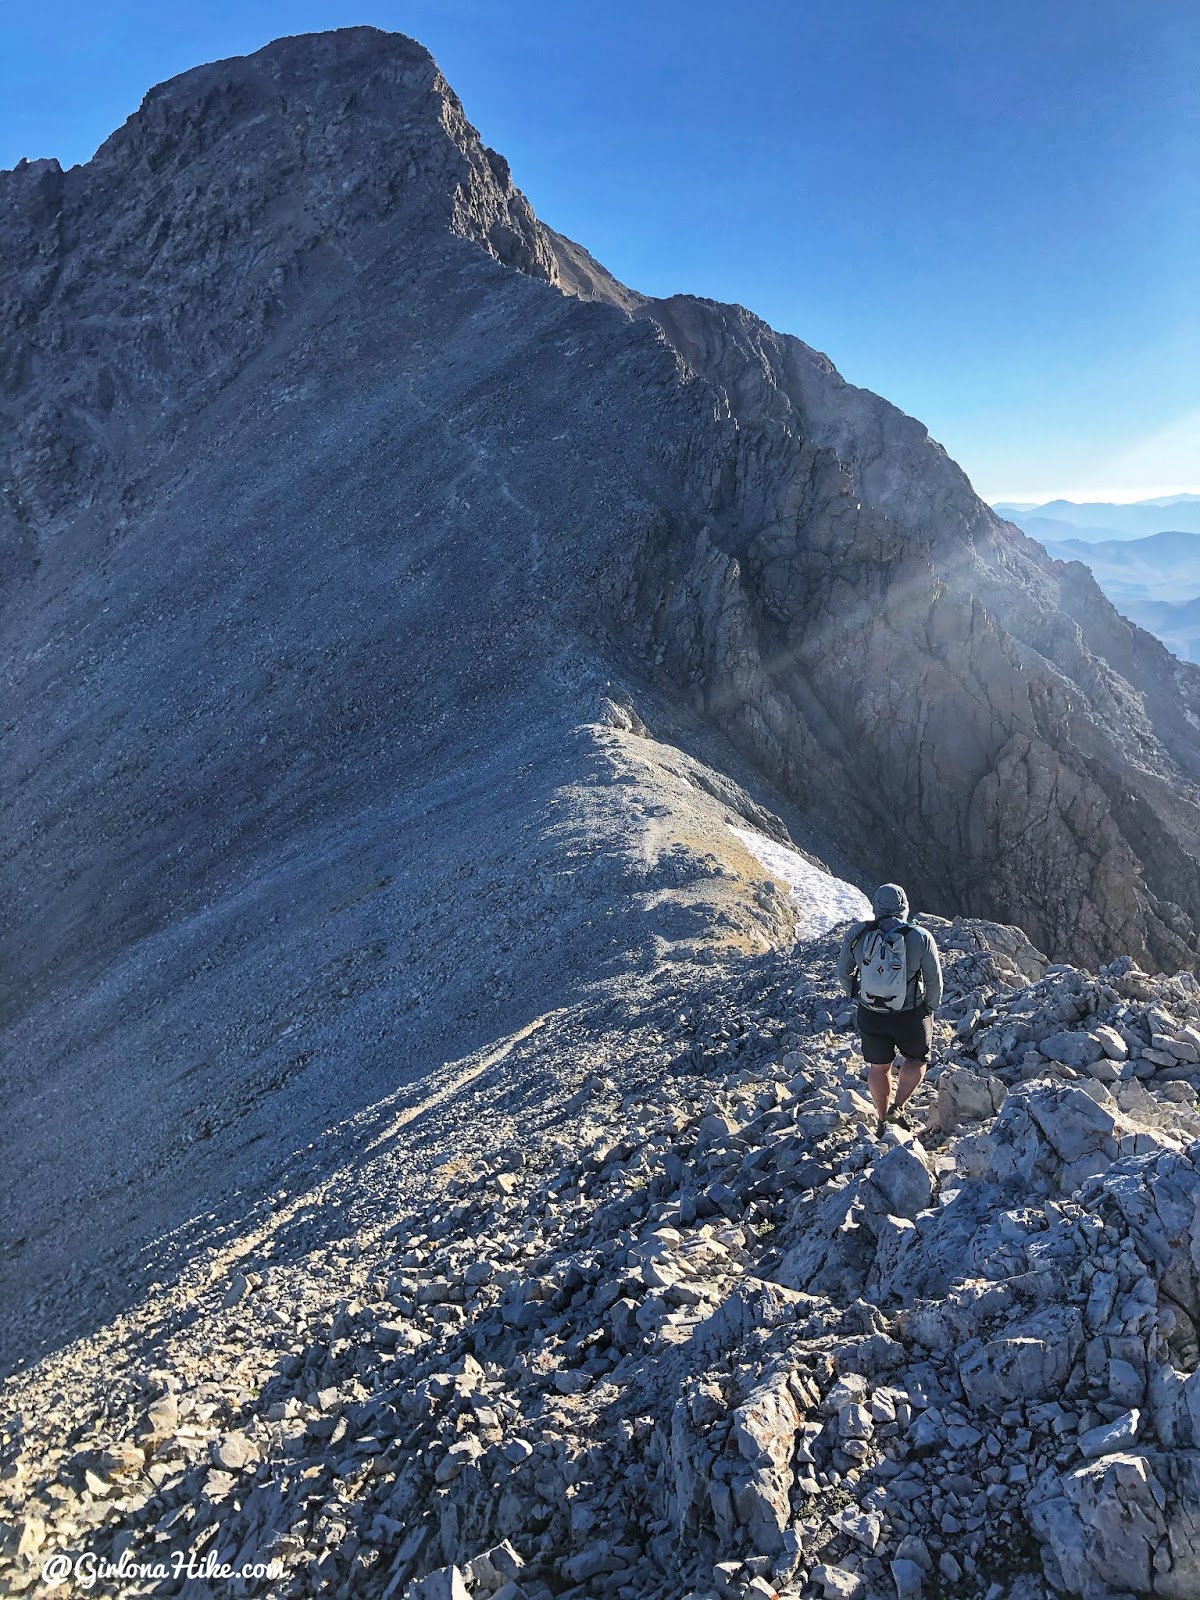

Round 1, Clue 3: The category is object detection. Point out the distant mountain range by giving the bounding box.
[1040,529,1200,663]
[1115,595,1200,664]
[1041,528,1200,602]
[994,498,1200,663]
[994,493,1200,542]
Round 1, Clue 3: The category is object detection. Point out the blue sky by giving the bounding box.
[2,0,1196,503]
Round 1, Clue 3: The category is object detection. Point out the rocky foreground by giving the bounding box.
[5,915,1200,1600]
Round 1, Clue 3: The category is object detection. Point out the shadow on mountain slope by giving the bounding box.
[0,695,819,1375]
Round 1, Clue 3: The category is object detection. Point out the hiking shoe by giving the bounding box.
[889,1107,915,1132]
[875,1117,887,1139]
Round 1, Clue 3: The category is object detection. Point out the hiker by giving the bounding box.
[836,883,943,1135]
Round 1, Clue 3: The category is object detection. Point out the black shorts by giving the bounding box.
[858,1004,933,1065]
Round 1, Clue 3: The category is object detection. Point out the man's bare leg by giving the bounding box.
[893,1056,927,1113]
[867,1061,894,1127]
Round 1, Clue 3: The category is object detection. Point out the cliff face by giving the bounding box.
[618,297,1200,969]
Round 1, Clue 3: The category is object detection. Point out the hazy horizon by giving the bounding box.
[988,488,1200,507]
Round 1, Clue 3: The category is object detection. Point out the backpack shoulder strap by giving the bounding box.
[900,924,928,990]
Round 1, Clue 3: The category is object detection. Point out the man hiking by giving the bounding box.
[836,883,943,1136]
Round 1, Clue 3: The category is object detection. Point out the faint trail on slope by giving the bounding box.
[362,1009,565,1156]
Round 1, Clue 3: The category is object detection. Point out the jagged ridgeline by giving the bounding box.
[2,28,1198,988]
[2,24,1200,1600]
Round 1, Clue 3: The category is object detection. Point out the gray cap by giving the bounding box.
[873,882,909,920]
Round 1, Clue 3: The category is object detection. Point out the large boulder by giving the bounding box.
[1040,1030,1104,1069]
[1089,1150,1200,1321]
[1029,1452,1200,1599]
[957,1305,1083,1411]
[727,1370,803,1555]
[863,1143,935,1221]
[930,1065,1006,1133]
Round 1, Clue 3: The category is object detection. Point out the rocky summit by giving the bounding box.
[2,24,1200,1600]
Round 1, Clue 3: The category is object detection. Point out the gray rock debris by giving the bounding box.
[4,915,1200,1599]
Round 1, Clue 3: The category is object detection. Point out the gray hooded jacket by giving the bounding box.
[836,883,943,1013]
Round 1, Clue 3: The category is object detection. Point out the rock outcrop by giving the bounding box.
[6,914,1200,1599]
[620,297,1200,971]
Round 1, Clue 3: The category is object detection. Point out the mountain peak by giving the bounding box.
[1,29,436,184]
[0,25,637,435]
[78,25,513,238]
[2,19,1199,1376]
[131,24,432,110]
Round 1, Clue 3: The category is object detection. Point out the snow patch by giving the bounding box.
[728,825,871,941]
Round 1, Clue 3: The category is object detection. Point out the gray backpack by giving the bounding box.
[858,921,911,1011]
